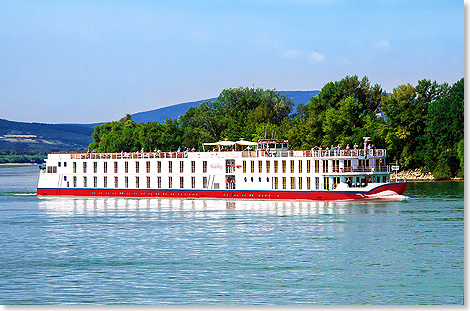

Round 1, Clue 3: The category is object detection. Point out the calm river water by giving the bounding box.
[0,165,464,304]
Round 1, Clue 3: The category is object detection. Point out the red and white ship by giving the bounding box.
[37,138,407,200]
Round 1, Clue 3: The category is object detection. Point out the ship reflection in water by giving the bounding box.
[38,195,408,217]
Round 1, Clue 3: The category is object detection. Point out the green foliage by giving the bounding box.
[86,77,464,180]
[0,149,49,163]
[380,79,451,168]
[432,149,460,180]
[420,78,464,178]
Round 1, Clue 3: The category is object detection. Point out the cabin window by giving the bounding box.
[73,176,77,187]
[274,177,278,189]
[83,176,87,187]
[258,160,262,173]
[104,176,107,188]
[93,162,97,173]
[157,177,161,188]
[333,177,340,185]
[168,176,172,188]
[64,162,67,167]
[274,161,278,173]
[250,160,255,173]
[146,176,150,188]
[180,177,184,188]
[104,162,108,173]
[315,160,319,173]
[290,177,295,189]
[180,161,184,173]
[135,161,139,173]
[243,161,247,173]
[73,162,77,173]
[307,160,311,173]
[290,160,294,173]
[124,161,129,173]
[282,160,286,173]
[359,159,368,171]
[298,177,302,190]
[58,162,61,167]
[266,161,270,173]
[322,160,328,173]
[83,162,87,174]
[114,162,118,173]
[136,176,140,188]
[203,161,207,173]
[94,176,97,188]
[323,177,329,190]
[298,160,302,173]
[344,160,351,172]
[307,177,311,190]
[315,177,320,190]
[157,161,161,173]
[191,161,195,173]
[168,162,173,173]
[125,176,129,188]
[203,176,208,189]
[282,177,286,189]
[191,176,195,188]
[333,160,339,173]
[47,166,57,173]
[114,176,118,188]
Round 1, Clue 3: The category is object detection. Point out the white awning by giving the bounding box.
[218,140,236,146]
[202,141,236,147]
[235,140,257,146]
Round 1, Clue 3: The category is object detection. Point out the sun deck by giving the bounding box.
[54,148,385,161]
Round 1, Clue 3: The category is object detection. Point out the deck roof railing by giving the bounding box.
[62,148,386,160]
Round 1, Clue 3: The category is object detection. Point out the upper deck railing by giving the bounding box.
[60,148,385,160]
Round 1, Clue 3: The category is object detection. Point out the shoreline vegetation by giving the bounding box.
[2,75,464,181]
[0,163,38,165]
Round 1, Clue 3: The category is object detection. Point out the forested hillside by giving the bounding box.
[89,76,464,179]
[0,119,93,151]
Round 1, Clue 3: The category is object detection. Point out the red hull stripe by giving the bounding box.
[37,183,407,201]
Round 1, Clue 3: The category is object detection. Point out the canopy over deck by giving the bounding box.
[202,140,258,151]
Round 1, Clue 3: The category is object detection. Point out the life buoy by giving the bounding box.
[333,183,337,189]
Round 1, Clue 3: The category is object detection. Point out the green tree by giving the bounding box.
[423,78,463,178]
[380,80,449,168]
[322,96,362,146]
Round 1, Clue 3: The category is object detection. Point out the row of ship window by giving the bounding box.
[50,158,381,175]
[65,175,388,190]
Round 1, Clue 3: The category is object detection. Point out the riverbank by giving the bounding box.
[391,168,464,182]
[0,163,38,166]
[390,168,434,181]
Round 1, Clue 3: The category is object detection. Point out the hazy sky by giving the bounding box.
[0,0,463,124]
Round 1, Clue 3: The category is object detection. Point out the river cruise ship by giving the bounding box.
[37,138,407,200]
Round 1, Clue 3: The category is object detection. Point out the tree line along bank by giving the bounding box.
[88,75,464,180]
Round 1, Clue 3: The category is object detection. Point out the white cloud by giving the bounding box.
[283,49,303,59]
[374,40,390,50]
[308,51,325,63]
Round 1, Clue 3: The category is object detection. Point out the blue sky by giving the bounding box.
[0,0,463,123]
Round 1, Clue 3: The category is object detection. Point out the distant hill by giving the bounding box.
[124,90,319,125]
[131,98,215,124]
[0,119,93,151]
